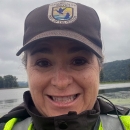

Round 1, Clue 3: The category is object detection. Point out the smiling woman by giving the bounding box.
[0,1,130,130]
[26,39,100,117]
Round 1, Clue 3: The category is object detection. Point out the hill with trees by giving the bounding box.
[18,81,28,87]
[100,59,130,82]
[0,75,19,88]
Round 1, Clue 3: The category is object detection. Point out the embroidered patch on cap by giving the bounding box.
[48,1,77,24]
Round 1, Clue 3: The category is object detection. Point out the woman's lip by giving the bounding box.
[46,94,80,107]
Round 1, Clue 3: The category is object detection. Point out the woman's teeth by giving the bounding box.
[51,95,77,103]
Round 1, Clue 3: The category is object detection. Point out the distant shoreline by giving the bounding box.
[0,87,28,90]
[0,81,130,90]
[100,81,130,84]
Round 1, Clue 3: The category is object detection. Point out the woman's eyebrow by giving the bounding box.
[68,46,89,53]
[31,48,53,55]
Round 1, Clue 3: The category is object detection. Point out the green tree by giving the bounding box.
[128,64,130,80]
[3,75,19,88]
[0,76,4,88]
[100,69,104,82]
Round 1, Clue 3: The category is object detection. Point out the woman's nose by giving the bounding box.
[51,68,73,90]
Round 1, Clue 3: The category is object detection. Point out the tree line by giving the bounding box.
[0,75,19,88]
[100,59,130,82]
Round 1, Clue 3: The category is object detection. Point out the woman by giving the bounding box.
[0,1,129,130]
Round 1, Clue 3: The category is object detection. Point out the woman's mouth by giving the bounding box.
[47,94,80,106]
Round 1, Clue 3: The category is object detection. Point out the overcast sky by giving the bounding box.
[0,0,130,81]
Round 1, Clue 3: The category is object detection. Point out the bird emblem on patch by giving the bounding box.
[48,1,77,24]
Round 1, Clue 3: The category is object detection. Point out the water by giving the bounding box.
[0,88,29,116]
[0,83,130,117]
[100,83,130,89]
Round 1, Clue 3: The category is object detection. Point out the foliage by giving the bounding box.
[18,81,28,87]
[0,76,4,88]
[128,64,130,80]
[0,75,19,88]
[102,59,130,82]
[100,69,104,82]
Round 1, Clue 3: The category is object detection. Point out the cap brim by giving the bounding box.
[16,30,103,58]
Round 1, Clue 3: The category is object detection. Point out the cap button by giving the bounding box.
[58,121,68,129]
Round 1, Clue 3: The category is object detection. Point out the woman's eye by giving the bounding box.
[36,60,51,67]
[72,58,87,66]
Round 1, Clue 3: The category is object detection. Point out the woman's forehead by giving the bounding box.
[29,38,91,52]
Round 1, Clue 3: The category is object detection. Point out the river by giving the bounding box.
[0,83,130,117]
[0,88,29,117]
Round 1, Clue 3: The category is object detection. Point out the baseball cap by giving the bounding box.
[16,1,103,58]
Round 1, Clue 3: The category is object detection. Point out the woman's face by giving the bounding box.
[26,39,100,117]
